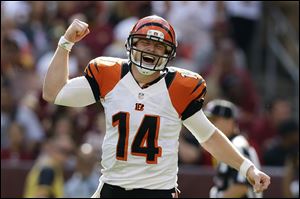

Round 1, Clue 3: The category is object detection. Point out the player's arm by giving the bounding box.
[54,76,95,107]
[43,19,90,103]
[202,129,245,172]
[203,129,270,193]
[183,110,244,171]
[183,110,270,193]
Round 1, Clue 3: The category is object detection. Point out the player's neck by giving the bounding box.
[131,64,162,87]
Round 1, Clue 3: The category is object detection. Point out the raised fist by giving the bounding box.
[64,19,90,43]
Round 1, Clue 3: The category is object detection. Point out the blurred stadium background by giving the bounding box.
[1,1,299,198]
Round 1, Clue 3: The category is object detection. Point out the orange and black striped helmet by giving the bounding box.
[126,15,177,73]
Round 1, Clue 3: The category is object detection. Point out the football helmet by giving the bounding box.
[126,15,177,75]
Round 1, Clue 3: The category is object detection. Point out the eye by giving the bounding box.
[155,43,165,51]
[156,44,163,49]
[140,40,150,45]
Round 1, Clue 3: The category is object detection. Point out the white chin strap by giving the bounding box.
[136,65,156,75]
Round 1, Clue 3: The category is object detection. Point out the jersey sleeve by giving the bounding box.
[166,67,207,120]
[84,57,125,101]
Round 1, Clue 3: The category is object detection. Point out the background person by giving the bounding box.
[23,135,74,198]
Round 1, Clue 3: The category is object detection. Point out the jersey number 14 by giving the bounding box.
[112,112,162,164]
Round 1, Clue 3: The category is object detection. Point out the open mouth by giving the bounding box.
[142,55,155,64]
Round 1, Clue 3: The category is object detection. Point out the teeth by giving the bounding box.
[143,55,154,60]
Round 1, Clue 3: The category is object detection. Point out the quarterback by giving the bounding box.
[43,15,270,198]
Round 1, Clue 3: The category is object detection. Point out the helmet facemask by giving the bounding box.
[126,34,176,75]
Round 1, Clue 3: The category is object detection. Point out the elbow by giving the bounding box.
[42,82,65,103]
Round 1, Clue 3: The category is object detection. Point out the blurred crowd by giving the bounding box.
[1,1,298,198]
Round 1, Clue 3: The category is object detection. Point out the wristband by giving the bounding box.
[240,159,254,178]
[58,36,74,52]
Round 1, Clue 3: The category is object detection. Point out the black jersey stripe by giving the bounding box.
[181,98,204,120]
[121,61,130,78]
[84,66,100,101]
[191,78,205,94]
[94,61,99,73]
[165,70,176,88]
[195,87,207,100]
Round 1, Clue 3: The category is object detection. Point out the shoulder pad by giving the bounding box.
[166,67,206,117]
[92,56,127,67]
[84,57,128,98]
[168,67,201,79]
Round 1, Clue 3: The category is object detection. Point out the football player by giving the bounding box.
[43,15,270,198]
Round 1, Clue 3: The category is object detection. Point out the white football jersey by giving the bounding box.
[84,57,206,190]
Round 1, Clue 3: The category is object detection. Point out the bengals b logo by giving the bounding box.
[135,103,144,111]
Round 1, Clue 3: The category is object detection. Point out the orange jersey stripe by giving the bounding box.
[84,57,124,98]
[168,69,206,118]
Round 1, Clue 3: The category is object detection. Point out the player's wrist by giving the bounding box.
[240,158,255,178]
[58,36,74,52]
